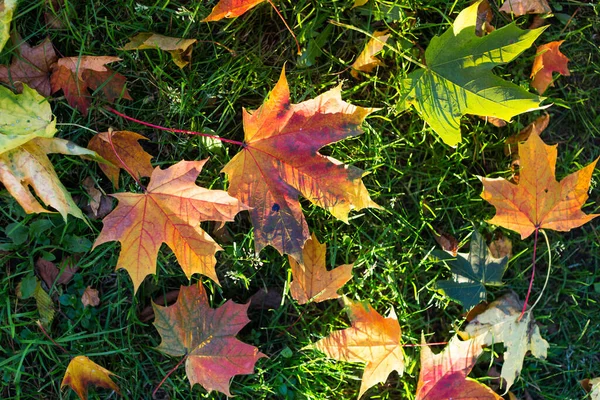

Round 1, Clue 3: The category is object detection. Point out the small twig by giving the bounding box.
[36,321,70,355]
[153,353,188,397]
[519,227,540,320]
[106,128,146,192]
[196,39,237,56]
[529,229,552,312]
[265,0,301,55]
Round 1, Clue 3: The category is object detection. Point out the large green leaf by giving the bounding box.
[0,0,16,52]
[398,1,547,146]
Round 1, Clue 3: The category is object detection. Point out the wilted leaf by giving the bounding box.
[82,176,102,216]
[61,356,120,400]
[479,127,598,239]
[121,33,197,68]
[504,113,549,156]
[432,227,458,256]
[35,257,78,287]
[307,299,404,398]
[581,377,600,400]
[459,292,549,390]
[222,68,379,261]
[488,231,513,259]
[202,0,266,22]
[434,230,508,310]
[50,56,132,114]
[530,41,570,94]
[93,160,249,292]
[0,0,16,51]
[0,36,58,96]
[475,0,495,36]
[398,2,546,146]
[289,233,352,304]
[87,130,153,189]
[17,277,55,328]
[416,334,501,399]
[500,0,551,16]
[351,31,390,79]
[81,286,100,307]
[153,282,266,396]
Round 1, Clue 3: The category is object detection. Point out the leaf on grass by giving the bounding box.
[459,292,549,390]
[434,230,508,310]
[17,277,55,328]
[93,160,249,292]
[82,176,102,216]
[351,0,369,8]
[121,33,197,68]
[50,56,132,114]
[416,334,501,399]
[222,68,379,261]
[35,257,78,287]
[307,299,404,398]
[289,232,353,304]
[61,356,120,400]
[479,127,598,239]
[350,31,390,79]
[87,130,153,189]
[530,41,570,94]
[431,227,458,256]
[81,286,100,307]
[581,377,600,400]
[202,0,266,22]
[500,0,551,16]
[153,282,266,396]
[0,0,16,51]
[504,113,549,156]
[398,2,546,146]
[0,36,58,96]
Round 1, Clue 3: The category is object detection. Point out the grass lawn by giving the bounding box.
[1,0,599,399]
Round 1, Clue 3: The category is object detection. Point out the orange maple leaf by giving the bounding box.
[61,356,120,400]
[479,130,598,239]
[153,282,266,396]
[93,160,249,292]
[50,56,132,114]
[202,0,266,21]
[222,68,380,261]
[289,233,352,304]
[308,299,404,398]
[530,40,570,94]
[416,335,501,400]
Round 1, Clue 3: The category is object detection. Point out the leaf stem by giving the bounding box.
[530,229,551,312]
[106,128,146,192]
[519,227,539,320]
[36,321,70,355]
[265,0,301,55]
[153,353,188,397]
[105,107,245,147]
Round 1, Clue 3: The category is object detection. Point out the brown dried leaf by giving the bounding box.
[81,286,100,307]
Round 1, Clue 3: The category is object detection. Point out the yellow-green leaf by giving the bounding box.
[0,0,16,51]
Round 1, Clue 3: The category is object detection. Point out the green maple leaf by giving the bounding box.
[398,1,547,146]
[434,230,508,310]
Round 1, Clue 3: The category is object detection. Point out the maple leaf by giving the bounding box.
[416,334,501,400]
[351,31,390,79]
[222,68,380,261]
[434,230,508,310]
[530,41,570,94]
[61,356,120,400]
[121,33,197,68]
[504,113,549,156]
[289,232,353,304]
[398,1,546,146]
[153,282,266,396]
[307,299,404,398]
[93,160,249,292]
[459,292,549,390]
[50,56,132,114]
[87,130,154,189]
[479,128,598,239]
[500,0,551,16]
[0,0,16,51]
[202,0,266,22]
[0,36,58,96]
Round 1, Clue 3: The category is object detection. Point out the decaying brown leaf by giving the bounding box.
[500,0,551,16]
[121,33,197,68]
[81,286,100,307]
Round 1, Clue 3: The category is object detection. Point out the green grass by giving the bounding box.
[1,0,600,399]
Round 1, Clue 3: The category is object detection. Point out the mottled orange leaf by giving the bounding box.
[530,41,570,94]
[202,0,266,21]
[153,282,266,396]
[0,36,57,96]
[87,130,154,189]
[121,33,197,68]
[222,68,379,261]
[289,233,352,304]
[93,160,249,292]
[500,0,551,16]
[504,113,550,156]
[479,130,598,239]
[416,335,501,400]
[351,31,390,79]
[308,299,404,398]
[50,56,132,114]
[61,356,120,400]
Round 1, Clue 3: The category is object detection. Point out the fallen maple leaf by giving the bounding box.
[50,56,132,114]
[0,0,16,51]
[121,33,197,68]
[351,31,390,79]
[61,356,120,400]
[416,334,501,399]
[87,130,153,189]
[153,282,266,396]
[434,230,508,310]
[504,113,550,156]
[307,299,404,398]
[222,68,379,261]
[93,160,249,292]
[479,127,598,239]
[398,2,546,146]
[202,0,266,22]
[530,41,570,94]
[289,232,353,304]
[0,36,58,96]
[459,292,549,390]
[500,0,551,16]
